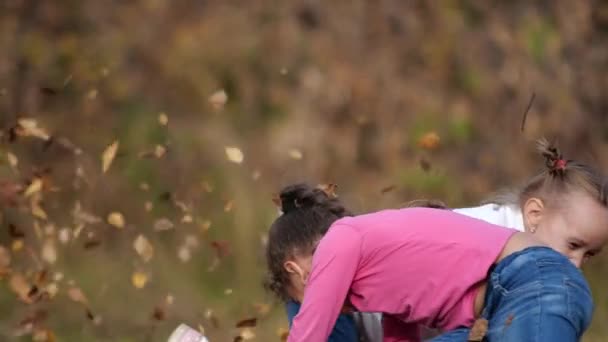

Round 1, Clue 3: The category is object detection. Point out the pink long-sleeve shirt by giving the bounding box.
[288,207,517,342]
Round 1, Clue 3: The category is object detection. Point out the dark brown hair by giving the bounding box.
[486,138,608,209]
[264,183,352,301]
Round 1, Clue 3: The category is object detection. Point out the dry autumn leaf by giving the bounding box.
[288,149,303,160]
[239,328,255,340]
[12,239,24,252]
[224,200,234,212]
[418,131,441,150]
[0,245,10,269]
[235,318,257,328]
[101,140,119,173]
[31,198,48,220]
[224,147,244,164]
[17,118,50,140]
[158,112,169,126]
[7,152,18,168]
[154,217,174,231]
[67,286,88,304]
[177,246,191,263]
[10,273,33,303]
[133,234,154,262]
[132,271,148,289]
[24,178,43,197]
[208,89,228,109]
[41,239,57,264]
[107,212,125,228]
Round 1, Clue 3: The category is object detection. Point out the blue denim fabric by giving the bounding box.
[286,300,359,342]
[429,246,594,342]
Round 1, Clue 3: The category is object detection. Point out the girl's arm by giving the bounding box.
[382,314,421,342]
[287,300,359,342]
[288,224,362,342]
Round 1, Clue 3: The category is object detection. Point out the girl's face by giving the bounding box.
[523,191,608,268]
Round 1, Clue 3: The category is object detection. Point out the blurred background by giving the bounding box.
[1,0,608,341]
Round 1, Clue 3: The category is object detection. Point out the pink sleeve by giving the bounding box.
[287,224,362,342]
[383,314,421,342]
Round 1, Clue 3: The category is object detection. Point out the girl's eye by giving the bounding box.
[568,242,580,250]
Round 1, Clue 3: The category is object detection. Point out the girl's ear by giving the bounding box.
[523,197,544,232]
[284,260,303,276]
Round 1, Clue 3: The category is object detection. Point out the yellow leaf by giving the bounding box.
[158,112,169,126]
[133,235,154,262]
[24,178,43,197]
[224,146,243,164]
[6,152,18,168]
[107,212,125,228]
[199,220,212,232]
[12,239,23,252]
[288,149,303,160]
[208,89,228,110]
[101,140,119,173]
[132,271,148,289]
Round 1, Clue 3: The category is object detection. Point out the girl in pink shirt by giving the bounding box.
[265,183,608,341]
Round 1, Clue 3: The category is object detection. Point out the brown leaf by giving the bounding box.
[380,185,396,194]
[316,183,338,198]
[152,305,166,321]
[41,239,57,264]
[83,239,101,250]
[224,200,234,212]
[9,223,25,238]
[418,131,440,150]
[419,158,432,172]
[211,241,230,258]
[10,273,34,303]
[0,245,10,271]
[235,318,257,328]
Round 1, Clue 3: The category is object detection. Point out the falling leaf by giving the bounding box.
[418,131,440,150]
[154,145,167,158]
[6,152,18,168]
[419,158,432,172]
[211,240,230,258]
[31,198,48,220]
[140,182,150,191]
[12,239,24,252]
[278,328,289,342]
[24,178,43,197]
[107,212,125,229]
[9,223,25,238]
[58,228,71,244]
[144,201,153,212]
[152,305,166,321]
[46,283,58,298]
[224,288,233,295]
[224,200,234,212]
[239,328,255,340]
[17,118,50,140]
[181,214,193,223]
[177,246,191,263]
[67,286,88,304]
[10,273,33,303]
[101,140,119,173]
[133,235,154,262]
[208,89,228,110]
[166,294,175,305]
[184,235,199,248]
[253,303,271,316]
[132,271,148,289]
[0,245,10,269]
[87,89,98,100]
[225,147,244,164]
[41,239,57,264]
[288,149,303,160]
[158,113,169,126]
[202,181,213,193]
[236,318,257,328]
[154,218,174,231]
[380,185,397,194]
[316,183,338,198]
[200,220,212,232]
